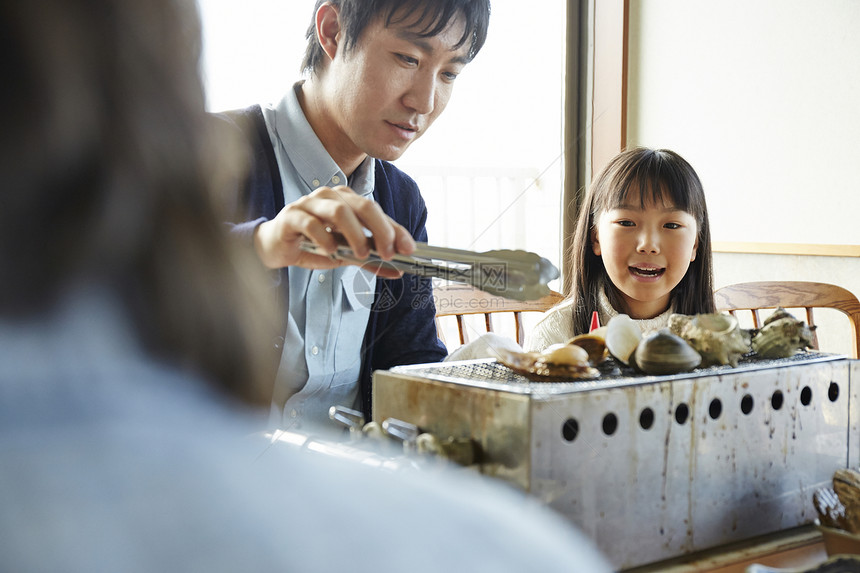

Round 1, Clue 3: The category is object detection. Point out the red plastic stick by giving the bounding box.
[589,311,600,332]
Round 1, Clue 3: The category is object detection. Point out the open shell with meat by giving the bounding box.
[493,336,603,381]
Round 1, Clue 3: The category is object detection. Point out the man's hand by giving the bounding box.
[253,185,416,278]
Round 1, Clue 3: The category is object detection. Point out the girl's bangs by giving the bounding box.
[608,159,695,214]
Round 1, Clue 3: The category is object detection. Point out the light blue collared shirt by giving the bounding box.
[261,82,377,431]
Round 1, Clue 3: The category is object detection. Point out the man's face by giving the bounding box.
[319,10,471,166]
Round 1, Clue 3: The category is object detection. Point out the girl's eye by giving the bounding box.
[616,220,635,227]
[664,222,682,230]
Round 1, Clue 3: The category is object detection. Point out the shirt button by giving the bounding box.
[311,346,320,356]
[331,175,341,184]
[318,274,326,283]
[273,336,284,351]
[312,179,320,187]
[289,409,298,418]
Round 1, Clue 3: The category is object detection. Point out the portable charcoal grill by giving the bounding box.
[372,352,860,570]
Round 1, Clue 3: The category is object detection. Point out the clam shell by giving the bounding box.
[492,347,599,381]
[540,343,590,366]
[566,333,608,365]
[605,314,641,365]
[633,329,702,375]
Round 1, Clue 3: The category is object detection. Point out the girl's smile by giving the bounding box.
[592,197,699,319]
[629,264,665,281]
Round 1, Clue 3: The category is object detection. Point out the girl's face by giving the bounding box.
[592,195,699,319]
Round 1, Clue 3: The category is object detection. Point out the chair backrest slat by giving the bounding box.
[714,281,860,358]
[434,284,564,348]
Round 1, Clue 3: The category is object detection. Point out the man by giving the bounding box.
[220,0,491,429]
[1,1,614,569]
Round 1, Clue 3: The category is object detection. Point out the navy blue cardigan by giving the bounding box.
[216,106,448,419]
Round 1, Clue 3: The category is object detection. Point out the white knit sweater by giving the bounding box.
[524,289,674,352]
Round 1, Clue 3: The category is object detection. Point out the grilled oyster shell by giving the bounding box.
[832,468,860,533]
[751,308,815,359]
[668,313,751,367]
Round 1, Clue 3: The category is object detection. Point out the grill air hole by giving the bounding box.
[800,386,812,406]
[771,390,784,411]
[639,407,655,430]
[829,382,840,402]
[709,398,722,420]
[562,418,579,442]
[602,413,618,436]
[675,403,690,425]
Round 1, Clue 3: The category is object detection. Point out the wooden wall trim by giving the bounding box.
[713,242,860,258]
[590,0,629,178]
[562,0,585,295]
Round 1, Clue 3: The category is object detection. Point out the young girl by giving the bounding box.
[525,147,715,352]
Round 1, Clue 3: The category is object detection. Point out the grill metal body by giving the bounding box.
[372,353,860,570]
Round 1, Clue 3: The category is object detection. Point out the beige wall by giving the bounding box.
[623,0,860,355]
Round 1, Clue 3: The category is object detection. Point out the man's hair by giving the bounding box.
[301,0,491,76]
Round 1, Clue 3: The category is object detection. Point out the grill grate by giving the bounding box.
[394,350,844,392]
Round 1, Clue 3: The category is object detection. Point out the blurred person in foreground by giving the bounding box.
[217,0,492,430]
[0,0,613,571]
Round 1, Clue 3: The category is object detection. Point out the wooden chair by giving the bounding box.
[714,281,860,358]
[433,283,564,347]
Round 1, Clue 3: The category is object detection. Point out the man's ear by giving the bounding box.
[315,3,341,62]
[591,227,601,256]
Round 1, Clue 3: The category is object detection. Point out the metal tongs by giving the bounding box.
[300,232,559,301]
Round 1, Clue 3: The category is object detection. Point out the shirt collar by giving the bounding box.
[270,82,374,198]
[348,155,375,198]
